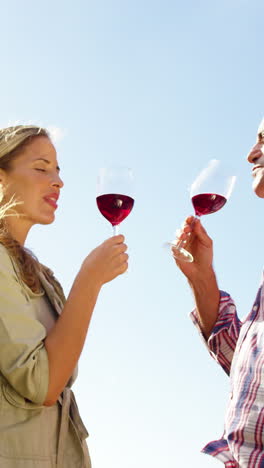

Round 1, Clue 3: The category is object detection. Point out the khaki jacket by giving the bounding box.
[0,245,91,467]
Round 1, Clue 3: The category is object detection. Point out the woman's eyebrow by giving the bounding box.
[34,158,60,172]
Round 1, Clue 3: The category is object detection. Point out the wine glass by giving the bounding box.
[96,167,134,235]
[169,159,236,263]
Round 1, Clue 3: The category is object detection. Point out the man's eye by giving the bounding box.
[35,168,46,172]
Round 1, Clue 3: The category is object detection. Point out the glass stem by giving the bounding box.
[176,239,185,250]
[113,224,120,236]
[174,215,199,249]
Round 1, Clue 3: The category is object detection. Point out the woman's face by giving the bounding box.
[1,136,64,231]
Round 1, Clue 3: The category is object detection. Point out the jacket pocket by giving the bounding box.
[0,381,60,461]
[3,381,44,409]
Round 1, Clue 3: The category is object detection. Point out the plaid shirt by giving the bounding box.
[191,275,264,467]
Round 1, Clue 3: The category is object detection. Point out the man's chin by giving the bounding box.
[253,183,264,198]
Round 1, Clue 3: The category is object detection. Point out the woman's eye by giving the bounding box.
[35,168,46,172]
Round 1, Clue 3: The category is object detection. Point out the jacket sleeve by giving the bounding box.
[190,290,242,376]
[0,246,49,404]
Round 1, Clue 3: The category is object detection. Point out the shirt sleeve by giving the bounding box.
[0,246,49,405]
[190,290,242,376]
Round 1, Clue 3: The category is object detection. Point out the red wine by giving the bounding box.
[96,193,134,226]
[192,193,227,216]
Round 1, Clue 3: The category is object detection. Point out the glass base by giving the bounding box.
[170,242,194,263]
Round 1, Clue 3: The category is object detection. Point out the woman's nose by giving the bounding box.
[51,173,64,189]
[247,143,264,164]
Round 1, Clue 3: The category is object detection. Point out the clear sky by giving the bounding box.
[1,1,264,466]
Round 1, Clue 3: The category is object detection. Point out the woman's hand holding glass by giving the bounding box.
[81,236,128,287]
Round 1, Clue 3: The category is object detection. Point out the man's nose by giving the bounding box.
[247,143,264,164]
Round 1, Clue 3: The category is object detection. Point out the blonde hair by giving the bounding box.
[0,125,57,294]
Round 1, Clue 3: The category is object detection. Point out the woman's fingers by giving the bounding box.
[81,235,130,286]
[114,252,129,266]
[111,252,129,278]
[104,237,129,276]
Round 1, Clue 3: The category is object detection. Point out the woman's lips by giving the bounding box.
[43,196,58,209]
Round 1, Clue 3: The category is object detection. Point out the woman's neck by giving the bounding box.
[4,217,31,245]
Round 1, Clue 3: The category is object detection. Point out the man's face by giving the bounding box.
[247,121,264,198]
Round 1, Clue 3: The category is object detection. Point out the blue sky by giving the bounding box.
[1,1,264,466]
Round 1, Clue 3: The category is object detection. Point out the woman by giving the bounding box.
[0,125,128,467]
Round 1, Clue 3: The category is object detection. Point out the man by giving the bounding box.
[174,118,264,467]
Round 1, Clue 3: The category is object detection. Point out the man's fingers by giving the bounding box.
[194,219,212,247]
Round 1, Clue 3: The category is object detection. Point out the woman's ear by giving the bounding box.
[0,170,8,203]
[0,169,7,186]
